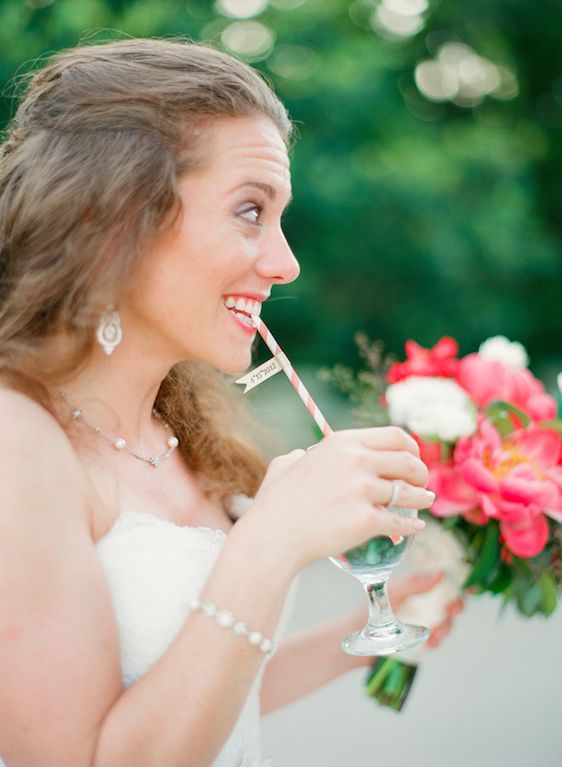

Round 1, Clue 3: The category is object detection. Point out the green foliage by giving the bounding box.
[317,332,393,425]
[464,520,502,589]
[459,518,561,618]
[1,0,561,374]
[485,400,532,436]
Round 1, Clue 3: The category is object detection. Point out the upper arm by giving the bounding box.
[0,391,122,767]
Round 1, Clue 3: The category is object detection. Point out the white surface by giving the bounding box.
[262,558,562,767]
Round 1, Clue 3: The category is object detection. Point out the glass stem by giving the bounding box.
[364,576,397,632]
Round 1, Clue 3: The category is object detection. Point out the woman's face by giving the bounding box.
[123,115,299,374]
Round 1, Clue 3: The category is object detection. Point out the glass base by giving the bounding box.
[341,621,429,657]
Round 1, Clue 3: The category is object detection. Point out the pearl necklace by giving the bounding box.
[61,392,179,468]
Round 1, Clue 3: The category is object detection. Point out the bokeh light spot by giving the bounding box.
[415,41,518,108]
[415,60,458,102]
[269,45,319,80]
[383,0,428,16]
[221,21,275,60]
[216,0,269,19]
[270,0,307,9]
[373,5,425,40]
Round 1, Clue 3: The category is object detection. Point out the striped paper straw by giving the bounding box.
[251,315,333,438]
[251,315,403,544]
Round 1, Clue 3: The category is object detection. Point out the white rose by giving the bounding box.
[557,372,562,395]
[478,335,529,369]
[386,376,476,442]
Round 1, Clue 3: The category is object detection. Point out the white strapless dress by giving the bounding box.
[96,509,271,767]
[0,508,271,767]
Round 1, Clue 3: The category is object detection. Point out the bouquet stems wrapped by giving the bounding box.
[365,657,418,711]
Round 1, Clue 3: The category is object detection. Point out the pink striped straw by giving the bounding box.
[251,315,333,438]
[251,314,403,544]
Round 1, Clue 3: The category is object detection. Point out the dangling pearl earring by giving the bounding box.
[96,305,122,355]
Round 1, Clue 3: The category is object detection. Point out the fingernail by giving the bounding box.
[424,490,436,503]
[412,519,425,529]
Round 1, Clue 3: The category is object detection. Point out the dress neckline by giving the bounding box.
[97,509,228,544]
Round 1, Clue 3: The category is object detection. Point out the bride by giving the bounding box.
[0,38,446,767]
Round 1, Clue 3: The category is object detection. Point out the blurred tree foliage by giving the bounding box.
[0,0,560,375]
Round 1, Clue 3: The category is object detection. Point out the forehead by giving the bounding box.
[194,115,291,190]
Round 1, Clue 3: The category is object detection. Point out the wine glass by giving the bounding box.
[330,506,429,656]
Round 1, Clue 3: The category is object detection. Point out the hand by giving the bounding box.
[426,594,464,648]
[390,571,464,649]
[243,427,434,575]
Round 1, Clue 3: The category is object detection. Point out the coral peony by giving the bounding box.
[452,420,562,557]
[428,463,480,518]
[457,354,557,421]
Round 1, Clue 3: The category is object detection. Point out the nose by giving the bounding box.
[256,227,300,285]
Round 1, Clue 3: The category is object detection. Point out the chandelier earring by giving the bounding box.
[96,305,122,356]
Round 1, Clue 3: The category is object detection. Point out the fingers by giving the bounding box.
[378,478,435,510]
[427,616,453,648]
[369,506,425,539]
[324,433,430,492]
[374,451,429,487]
[342,426,420,457]
[389,570,444,607]
[264,449,306,482]
[445,598,464,617]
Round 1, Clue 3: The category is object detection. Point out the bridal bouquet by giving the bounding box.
[324,334,562,710]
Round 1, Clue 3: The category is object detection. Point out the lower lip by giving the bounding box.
[226,308,257,336]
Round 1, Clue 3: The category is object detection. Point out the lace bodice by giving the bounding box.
[94,509,271,767]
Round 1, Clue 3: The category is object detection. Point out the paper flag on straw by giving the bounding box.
[235,356,284,393]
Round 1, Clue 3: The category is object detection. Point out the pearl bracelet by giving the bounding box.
[188,597,276,655]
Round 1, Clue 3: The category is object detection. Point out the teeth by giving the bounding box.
[233,311,254,327]
[224,296,262,317]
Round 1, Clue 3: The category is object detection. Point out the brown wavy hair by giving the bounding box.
[0,38,293,499]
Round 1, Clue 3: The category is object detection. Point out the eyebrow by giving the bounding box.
[230,181,293,208]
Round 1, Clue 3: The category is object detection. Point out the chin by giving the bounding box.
[220,360,252,378]
[208,350,253,378]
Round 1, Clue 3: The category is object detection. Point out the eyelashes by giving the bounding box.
[236,198,290,226]
[237,202,264,225]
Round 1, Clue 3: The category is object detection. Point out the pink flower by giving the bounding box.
[388,337,460,384]
[457,355,557,422]
[452,421,562,557]
[428,464,480,517]
[413,434,443,469]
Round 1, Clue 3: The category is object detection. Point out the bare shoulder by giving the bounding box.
[0,387,89,528]
[0,385,65,434]
[0,388,123,764]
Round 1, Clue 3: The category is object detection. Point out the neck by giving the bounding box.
[57,337,177,445]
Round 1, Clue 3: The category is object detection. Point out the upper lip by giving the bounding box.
[223,291,270,302]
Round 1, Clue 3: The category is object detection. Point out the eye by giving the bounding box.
[238,202,263,225]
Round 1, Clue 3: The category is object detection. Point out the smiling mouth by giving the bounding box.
[223,295,262,327]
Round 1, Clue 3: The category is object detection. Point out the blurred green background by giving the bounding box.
[1,0,561,382]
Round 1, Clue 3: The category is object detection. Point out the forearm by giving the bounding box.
[260,607,368,714]
[94,521,295,767]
